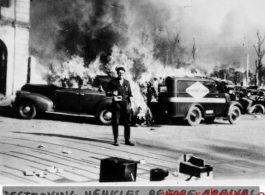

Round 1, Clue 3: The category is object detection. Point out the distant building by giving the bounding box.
[0,0,30,95]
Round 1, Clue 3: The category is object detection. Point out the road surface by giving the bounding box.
[0,106,265,185]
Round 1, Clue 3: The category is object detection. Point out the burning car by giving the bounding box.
[149,77,243,125]
[12,80,113,125]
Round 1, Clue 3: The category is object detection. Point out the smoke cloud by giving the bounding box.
[30,1,191,71]
[30,0,265,79]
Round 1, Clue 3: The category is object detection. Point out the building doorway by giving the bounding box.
[0,40,7,95]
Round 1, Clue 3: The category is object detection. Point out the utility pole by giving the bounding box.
[246,54,249,87]
[254,31,265,86]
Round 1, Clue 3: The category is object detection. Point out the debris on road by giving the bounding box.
[56,168,64,173]
[24,170,35,176]
[254,115,261,119]
[38,145,46,149]
[150,168,169,181]
[139,159,146,164]
[45,166,57,173]
[99,157,137,182]
[150,128,155,131]
[36,171,47,178]
[178,154,213,179]
[62,150,72,154]
[45,166,64,174]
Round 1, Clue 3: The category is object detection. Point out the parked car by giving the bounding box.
[150,77,243,125]
[12,82,113,125]
[92,75,113,91]
[239,90,265,114]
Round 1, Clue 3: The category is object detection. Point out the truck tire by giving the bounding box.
[97,106,112,125]
[18,100,37,119]
[228,106,241,124]
[187,107,202,126]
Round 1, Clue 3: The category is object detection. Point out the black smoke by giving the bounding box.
[30,0,128,66]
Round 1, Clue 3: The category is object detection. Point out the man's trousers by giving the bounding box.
[111,100,131,142]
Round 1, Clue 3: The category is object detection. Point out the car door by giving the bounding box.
[54,88,81,112]
[203,82,227,115]
[78,89,106,114]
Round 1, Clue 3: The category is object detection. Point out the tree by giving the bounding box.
[165,27,181,66]
[233,71,244,85]
[258,66,265,86]
[248,70,256,86]
[210,67,244,85]
[192,38,196,61]
[253,31,265,86]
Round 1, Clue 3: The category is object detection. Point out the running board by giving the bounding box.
[45,111,95,118]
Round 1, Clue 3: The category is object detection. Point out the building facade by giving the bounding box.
[0,0,30,95]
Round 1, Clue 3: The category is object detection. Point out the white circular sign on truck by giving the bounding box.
[186,81,209,98]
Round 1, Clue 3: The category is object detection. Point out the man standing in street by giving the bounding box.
[106,65,135,146]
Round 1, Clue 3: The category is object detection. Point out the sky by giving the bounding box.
[30,0,265,73]
[167,0,265,71]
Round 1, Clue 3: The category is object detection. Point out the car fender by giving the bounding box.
[239,97,253,113]
[14,91,54,112]
[184,103,205,119]
[226,101,243,116]
[94,97,112,116]
[247,104,265,114]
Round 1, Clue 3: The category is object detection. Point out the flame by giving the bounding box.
[31,44,205,119]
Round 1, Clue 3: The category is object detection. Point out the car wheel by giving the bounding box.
[18,100,37,119]
[228,106,241,124]
[251,104,264,115]
[187,107,202,126]
[205,117,216,124]
[98,107,112,125]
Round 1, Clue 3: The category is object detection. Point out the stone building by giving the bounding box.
[0,0,30,95]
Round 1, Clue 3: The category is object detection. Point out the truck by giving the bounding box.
[149,77,243,125]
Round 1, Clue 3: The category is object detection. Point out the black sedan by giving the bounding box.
[12,83,113,125]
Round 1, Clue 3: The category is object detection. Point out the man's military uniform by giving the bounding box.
[106,78,133,144]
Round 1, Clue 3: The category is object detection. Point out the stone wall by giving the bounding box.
[0,0,30,95]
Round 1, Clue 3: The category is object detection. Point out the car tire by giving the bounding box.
[228,106,241,124]
[187,107,202,126]
[205,117,216,124]
[249,104,264,115]
[97,106,112,125]
[18,100,37,119]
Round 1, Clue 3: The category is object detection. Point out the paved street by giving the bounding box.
[0,106,265,185]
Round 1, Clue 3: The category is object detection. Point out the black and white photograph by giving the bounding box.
[0,0,265,185]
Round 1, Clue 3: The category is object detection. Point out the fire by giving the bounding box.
[45,55,105,88]
[29,0,208,122]
[31,44,203,122]
[30,0,248,90]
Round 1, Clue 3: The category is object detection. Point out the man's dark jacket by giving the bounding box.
[106,78,132,102]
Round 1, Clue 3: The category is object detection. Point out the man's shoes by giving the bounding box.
[114,141,120,146]
[125,141,135,146]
